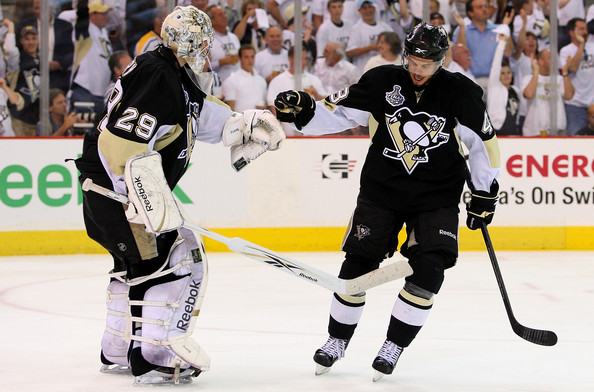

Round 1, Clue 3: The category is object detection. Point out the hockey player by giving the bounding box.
[274,23,500,381]
[75,6,284,386]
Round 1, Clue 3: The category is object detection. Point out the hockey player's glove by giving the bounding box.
[466,180,499,230]
[274,90,315,130]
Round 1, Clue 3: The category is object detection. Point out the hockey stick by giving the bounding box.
[81,179,413,295]
[465,173,558,346]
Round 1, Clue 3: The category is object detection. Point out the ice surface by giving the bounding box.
[1,251,592,391]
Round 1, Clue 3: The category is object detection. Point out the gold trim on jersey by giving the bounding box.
[369,115,379,142]
[127,210,159,260]
[485,137,501,169]
[206,94,231,109]
[98,130,150,176]
[154,124,184,152]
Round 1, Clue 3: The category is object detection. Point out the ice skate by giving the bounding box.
[313,336,349,375]
[371,340,403,382]
[133,364,201,386]
[99,351,131,375]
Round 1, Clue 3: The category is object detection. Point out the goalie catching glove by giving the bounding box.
[274,90,315,130]
[466,179,499,230]
[222,109,285,171]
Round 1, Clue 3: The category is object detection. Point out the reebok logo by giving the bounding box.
[439,229,457,240]
[177,279,202,331]
[134,176,153,212]
[299,272,318,282]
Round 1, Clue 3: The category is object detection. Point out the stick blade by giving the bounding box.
[513,324,558,346]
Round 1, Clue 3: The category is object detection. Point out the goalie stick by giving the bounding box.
[81,178,413,295]
[465,173,558,346]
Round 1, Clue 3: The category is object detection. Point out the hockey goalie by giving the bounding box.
[74,6,285,386]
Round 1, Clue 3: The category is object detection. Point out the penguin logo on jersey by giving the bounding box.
[386,85,405,107]
[384,107,448,174]
[354,224,370,240]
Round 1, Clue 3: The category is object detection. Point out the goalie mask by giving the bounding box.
[402,22,449,77]
[161,6,214,75]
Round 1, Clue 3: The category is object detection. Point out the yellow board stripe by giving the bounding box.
[1,226,593,256]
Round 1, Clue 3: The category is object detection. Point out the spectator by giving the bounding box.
[446,43,478,83]
[452,0,513,99]
[266,0,289,30]
[254,26,289,83]
[267,45,327,134]
[576,103,594,135]
[559,17,594,135]
[363,31,402,73]
[512,0,549,50]
[521,49,574,136]
[17,0,74,93]
[282,4,314,52]
[189,0,209,12]
[123,0,157,53]
[510,9,539,130]
[207,5,240,82]
[346,0,393,73]
[429,12,446,29]
[104,50,133,105]
[8,25,40,136]
[0,77,19,137]
[315,0,351,57]
[586,4,594,42]
[134,7,167,57]
[37,88,77,136]
[557,0,585,49]
[71,0,113,120]
[232,0,266,52]
[312,0,360,28]
[222,44,267,111]
[377,0,413,51]
[0,19,20,80]
[488,32,521,135]
[313,41,359,93]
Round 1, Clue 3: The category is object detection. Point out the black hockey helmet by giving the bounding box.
[403,22,449,63]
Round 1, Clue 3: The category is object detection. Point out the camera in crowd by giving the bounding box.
[72,101,98,135]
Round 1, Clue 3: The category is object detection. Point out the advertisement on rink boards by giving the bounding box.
[0,137,593,232]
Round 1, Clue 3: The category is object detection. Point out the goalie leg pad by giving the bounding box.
[100,280,132,372]
[129,228,210,377]
[124,151,185,234]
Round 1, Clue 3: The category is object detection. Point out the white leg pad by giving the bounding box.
[132,228,210,371]
[101,280,131,367]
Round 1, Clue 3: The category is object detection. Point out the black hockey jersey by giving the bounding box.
[97,46,232,195]
[301,65,500,212]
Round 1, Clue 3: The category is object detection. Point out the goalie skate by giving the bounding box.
[133,364,201,386]
[99,352,131,375]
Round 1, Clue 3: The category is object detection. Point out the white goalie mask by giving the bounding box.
[161,6,214,75]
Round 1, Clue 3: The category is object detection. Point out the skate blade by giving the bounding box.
[372,370,385,382]
[99,363,132,375]
[315,364,331,376]
[133,369,200,386]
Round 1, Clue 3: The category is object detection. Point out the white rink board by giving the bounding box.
[0,137,593,231]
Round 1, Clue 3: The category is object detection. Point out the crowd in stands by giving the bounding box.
[0,0,593,137]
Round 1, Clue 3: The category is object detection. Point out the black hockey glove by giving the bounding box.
[466,180,499,230]
[274,90,315,130]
